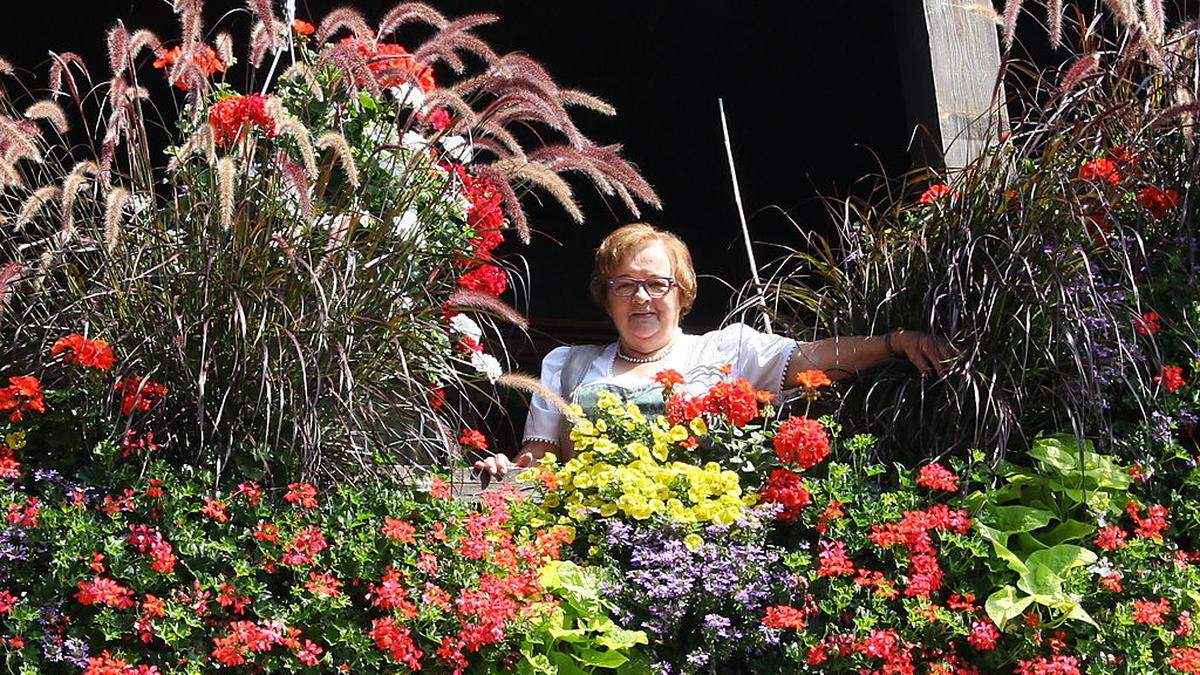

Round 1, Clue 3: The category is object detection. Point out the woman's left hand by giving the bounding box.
[892,330,957,377]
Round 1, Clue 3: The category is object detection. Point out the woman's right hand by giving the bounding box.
[473,450,535,480]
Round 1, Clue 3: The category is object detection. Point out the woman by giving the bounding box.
[475,223,953,478]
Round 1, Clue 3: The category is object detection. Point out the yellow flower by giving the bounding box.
[683,533,704,551]
[651,443,669,462]
[669,425,689,442]
[5,431,25,450]
[689,417,707,437]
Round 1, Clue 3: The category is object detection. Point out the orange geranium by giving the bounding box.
[918,183,953,204]
[152,45,226,91]
[0,375,46,423]
[339,36,436,91]
[795,369,832,389]
[292,19,316,37]
[653,369,685,389]
[50,333,116,371]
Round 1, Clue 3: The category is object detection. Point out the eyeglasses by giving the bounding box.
[607,276,677,298]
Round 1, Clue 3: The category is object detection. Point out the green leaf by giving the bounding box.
[1029,436,1081,473]
[987,505,1055,533]
[1039,519,1094,545]
[550,651,589,675]
[1017,562,1063,597]
[576,648,629,669]
[596,627,648,651]
[1025,544,1096,576]
[985,586,1035,629]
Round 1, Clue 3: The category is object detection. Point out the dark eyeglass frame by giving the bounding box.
[606,276,678,298]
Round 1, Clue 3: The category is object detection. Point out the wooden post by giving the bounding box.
[892,0,1008,171]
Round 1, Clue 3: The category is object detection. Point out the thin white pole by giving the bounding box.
[718,98,772,332]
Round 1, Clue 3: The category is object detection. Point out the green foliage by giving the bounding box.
[519,561,649,675]
[972,436,1130,628]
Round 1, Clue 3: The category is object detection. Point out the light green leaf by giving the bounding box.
[1017,562,1063,597]
[987,505,1056,533]
[577,648,629,669]
[985,586,1035,629]
[1040,519,1094,545]
[1025,544,1096,576]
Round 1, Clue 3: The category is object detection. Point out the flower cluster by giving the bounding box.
[543,389,752,528]
[208,93,277,146]
[0,466,575,672]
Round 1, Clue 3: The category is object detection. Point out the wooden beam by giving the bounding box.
[892,0,1008,170]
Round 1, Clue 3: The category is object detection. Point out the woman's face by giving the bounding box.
[605,241,683,349]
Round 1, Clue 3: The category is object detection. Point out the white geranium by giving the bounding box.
[440,134,474,163]
[388,83,426,110]
[402,131,429,152]
[363,119,399,146]
[470,351,502,383]
[394,209,420,239]
[125,192,152,216]
[449,313,482,342]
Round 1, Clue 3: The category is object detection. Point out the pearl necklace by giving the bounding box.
[617,336,678,364]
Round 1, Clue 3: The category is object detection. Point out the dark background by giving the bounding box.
[11,0,916,343]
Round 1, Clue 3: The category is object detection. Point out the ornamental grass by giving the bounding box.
[0,2,658,483]
[750,1,1198,460]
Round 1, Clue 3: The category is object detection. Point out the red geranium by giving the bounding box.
[1132,598,1171,625]
[915,462,959,492]
[763,605,808,630]
[1157,365,1186,393]
[794,369,832,389]
[1134,311,1162,335]
[458,428,488,450]
[382,517,417,543]
[1137,186,1180,218]
[816,539,855,577]
[0,447,19,480]
[208,94,276,147]
[114,376,168,415]
[368,616,424,669]
[1079,157,1121,185]
[1094,525,1128,550]
[702,379,763,428]
[773,417,831,469]
[967,618,1001,650]
[51,333,116,370]
[458,263,509,296]
[760,468,811,521]
[666,393,705,425]
[0,375,46,422]
[918,183,953,204]
[285,482,319,509]
[653,369,685,388]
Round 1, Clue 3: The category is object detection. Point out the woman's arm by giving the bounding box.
[473,439,559,479]
[786,330,955,384]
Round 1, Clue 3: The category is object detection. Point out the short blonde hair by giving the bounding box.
[589,223,697,315]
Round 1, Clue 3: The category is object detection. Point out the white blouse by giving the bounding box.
[522,322,801,447]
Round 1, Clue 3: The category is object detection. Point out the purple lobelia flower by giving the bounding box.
[599,514,795,673]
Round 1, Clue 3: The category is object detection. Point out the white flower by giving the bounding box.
[470,351,502,383]
[440,134,474,163]
[449,313,482,342]
[388,83,426,110]
[363,120,399,147]
[394,209,420,238]
[401,131,429,152]
[125,192,152,216]
[1087,557,1114,576]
